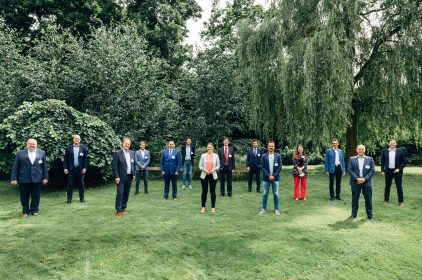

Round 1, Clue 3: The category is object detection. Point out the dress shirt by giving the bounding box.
[124,150,132,174]
[73,145,80,167]
[388,148,396,169]
[358,156,365,177]
[334,149,340,165]
[185,145,191,161]
[269,153,274,175]
[28,150,36,165]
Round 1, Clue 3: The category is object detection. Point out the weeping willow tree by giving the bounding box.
[237,0,422,159]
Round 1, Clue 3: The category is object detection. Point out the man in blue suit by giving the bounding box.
[134,140,150,195]
[348,144,375,222]
[11,138,49,218]
[259,141,282,216]
[112,138,135,218]
[324,138,346,201]
[380,139,407,207]
[160,139,181,200]
[63,134,88,203]
[246,140,263,193]
[181,137,195,189]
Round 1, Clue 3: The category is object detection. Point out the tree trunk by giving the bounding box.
[346,98,358,162]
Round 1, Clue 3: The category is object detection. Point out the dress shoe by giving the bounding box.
[368,217,375,222]
[32,212,39,216]
[399,203,405,208]
[145,191,149,194]
[21,213,29,218]
[211,208,216,214]
[66,199,72,204]
[200,207,206,214]
[330,197,335,201]
[162,197,168,201]
[122,209,129,214]
[80,198,85,203]
[336,197,343,201]
[221,194,225,197]
[134,191,139,195]
[228,194,232,197]
[115,212,122,218]
[256,190,261,193]
[384,201,389,205]
[348,215,357,219]
[248,190,251,192]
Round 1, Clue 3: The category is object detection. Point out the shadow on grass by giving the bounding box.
[327,217,366,231]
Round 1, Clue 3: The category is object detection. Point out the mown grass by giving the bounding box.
[0,165,421,280]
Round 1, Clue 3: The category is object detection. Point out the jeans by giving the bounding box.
[183,161,193,186]
[135,169,148,193]
[262,180,279,210]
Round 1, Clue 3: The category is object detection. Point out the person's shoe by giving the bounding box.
[173,198,177,201]
[182,185,186,189]
[80,198,85,203]
[330,197,335,201]
[122,209,129,214]
[162,197,168,201]
[274,210,281,216]
[21,213,29,218]
[134,191,139,195]
[115,212,122,218]
[336,197,343,201]
[221,194,225,197]
[259,209,266,214]
[145,191,149,194]
[348,215,357,219]
[257,190,261,193]
[200,208,206,214]
[211,208,216,214]
[384,201,389,205]
[32,212,39,216]
[399,203,405,208]
[189,185,192,189]
[295,198,299,201]
[66,199,72,204]
[248,189,251,192]
[304,197,307,201]
[228,194,232,197]
[368,217,375,222]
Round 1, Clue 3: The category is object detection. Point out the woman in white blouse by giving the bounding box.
[199,143,220,214]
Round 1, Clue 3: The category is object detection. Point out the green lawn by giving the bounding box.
[0,165,421,280]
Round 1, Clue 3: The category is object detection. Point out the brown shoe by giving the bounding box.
[115,212,122,218]
[122,209,129,214]
[162,197,168,201]
[211,208,216,214]
[173,198,177,201]
[200,207,205,214]
[384,201,389,205]
[399,203,405,208]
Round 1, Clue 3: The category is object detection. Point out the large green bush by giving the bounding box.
[0,99,120,180]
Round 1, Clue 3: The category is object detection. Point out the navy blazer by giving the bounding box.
[160,149,181,174]
[218,146,236,171]
[63,144,88,171]
[260,153,282,182]
[348,156,375,187]
[135,149,150,170]
[380,148,407,173]
[181,144,196,165]
[324,148,346,173]
[246,147,263,169]
[11,149,49,184]
[112,149,135,181]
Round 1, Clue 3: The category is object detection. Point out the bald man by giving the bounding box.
[11,139,49,218]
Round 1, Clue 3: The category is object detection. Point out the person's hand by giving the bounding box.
[64,169,69,175]
[175,172,179,176]
[269,175,275,182]
[246,167,250,172]
[326,172,329,176]
[162,171,165,176]
[11,180,17,186]
[381,172,385,176]
[206,170,210,175]
[232,169,235,175]
[42,179,48,185]
[394,169,400,173]
[115,178,120,185]
[342,172,346,176]
[133,176,136,181]
[141,166,145,170]
[81,168,86,174]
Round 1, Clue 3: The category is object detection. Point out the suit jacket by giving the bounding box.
[260,153,282,182]
[348,155,375,187]
[181,144,196,165]
[11,149,49,184]
[380,148,407,173]
[63,144,88,171]
[246,147,263,169]
[218,146,235,171]
[324,148,346,173]
[112,149,135,181]
[198,153,220,180]
[160,149,181,174]
[135,149,150,170]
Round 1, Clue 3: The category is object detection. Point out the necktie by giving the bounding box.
[169,149,172,157]
[225,147,228,164]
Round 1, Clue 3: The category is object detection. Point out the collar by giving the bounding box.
[388,148,396,151]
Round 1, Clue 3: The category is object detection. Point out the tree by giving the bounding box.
[238,0,422,158]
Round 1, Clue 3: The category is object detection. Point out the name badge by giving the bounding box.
[365,165,370,169]
[257,154,260,156]
[191,152,194,155]
[171,156,176,159]
[274,163,279,167]
[79,152,84,156]
[229,154,232,158]
[144,156,148,159]
[38,160,43,164]
[131,159,134,163]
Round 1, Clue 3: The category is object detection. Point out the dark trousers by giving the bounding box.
[164,173,178,198]
[351,183,373,218]
[329,165,342,198]
[19,182,41,214]
[115,174,133,212]
[135,169,148,193]
[201,174,217,207]
[66,167,85,200]
[384,169,404,203]
[220,165,233,196]
[248,167,261,192]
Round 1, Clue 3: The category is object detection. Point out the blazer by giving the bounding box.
[348,156,375,187]
[218,146,235,171]
[160,148,181,175]
[63,144,88,171]
[380,148,407,173]
[135,149,150,170]
[260,152,282,182]
[246,147,263,169]
[181,144,196,165]
[198,153,220,180]
[324,148,346,173]
[112,149,135,181]
[11,149,49,184]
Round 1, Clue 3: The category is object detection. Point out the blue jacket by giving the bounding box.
[348,156,375,187]
[181,144,196,165]
[11,149,49,184]
[324,148,345,173]
[63,144,88,171]
[135,149,150,170]
[246,147,263,169]
[260,152,282,182]
[112,149,135,181]
[160,149,181,174]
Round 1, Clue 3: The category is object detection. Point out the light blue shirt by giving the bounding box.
[73,146,80,167]
[269,153,274,175]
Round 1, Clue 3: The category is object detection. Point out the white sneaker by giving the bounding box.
[274,210,281,216]
[182,185,186,189]
[259,209,266,214]
[188,185,192,189]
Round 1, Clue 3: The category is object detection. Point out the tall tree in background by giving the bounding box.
[238,0,422,158]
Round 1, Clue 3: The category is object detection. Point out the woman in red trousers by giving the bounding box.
[293,144,308,200]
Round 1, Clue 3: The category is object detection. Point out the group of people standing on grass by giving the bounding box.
[10,136,407,221]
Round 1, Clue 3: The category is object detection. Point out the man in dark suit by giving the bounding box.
[63,134,88,203]
[11,138,49,218]
[381,139,407,207]
[246,140,263,193]
[218,137,236,197]
[324,138,346,201]
[160,139,182,200]
[259,141,282,216]
[181,137,195,189]
[348,144,375,221]
[112,138,135,218]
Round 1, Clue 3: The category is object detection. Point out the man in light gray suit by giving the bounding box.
[348,144,375,222]
[135,140,150,195]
